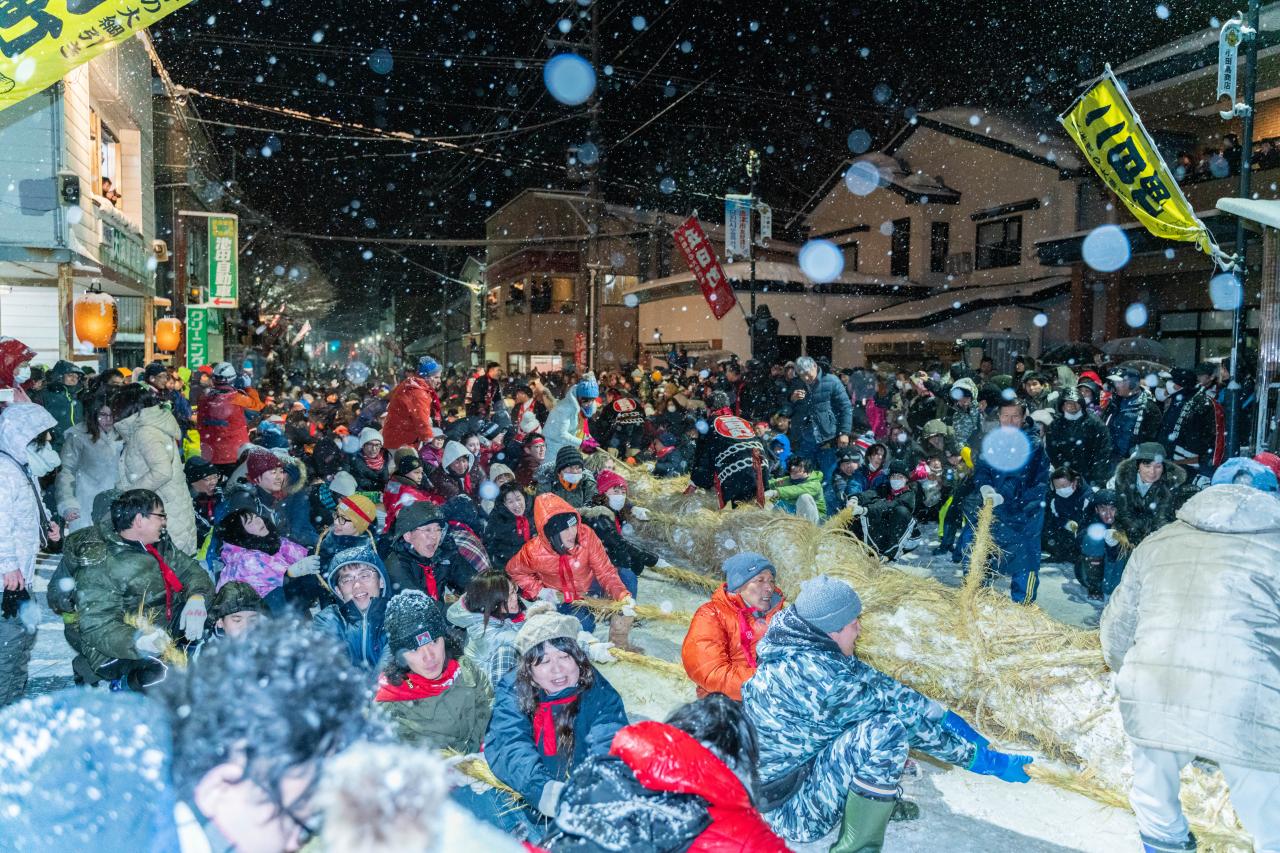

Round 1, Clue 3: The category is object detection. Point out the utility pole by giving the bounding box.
[585,0,602,372]
[747,148,760,356]
[1227,0,1260,455]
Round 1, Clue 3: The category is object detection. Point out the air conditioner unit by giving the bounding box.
[944,252,973,275]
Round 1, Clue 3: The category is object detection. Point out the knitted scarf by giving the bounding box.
[515,515,531,542]
[374,659,460,702]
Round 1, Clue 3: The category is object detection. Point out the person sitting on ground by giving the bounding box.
[505,493,638,647]
[514,433,547,489]
[743,576,1032,850]
[47,488,118,682]
[681,552,785,702]
[184,456,222,552]
[1075,488,1123,600]
[765,455,825,524]
[313,544,389,671]
[539,445,598,510]
[381,449,438,533]
[649,430,689,478]
[581,468,656,583]
[484,483,536,571]
[851,459,918,557]
[214,494,317,610]
[420,430,448,469]
[76,489,213,691]
[425,439,477,502]
[314,491,378,577]
[384,501,483,603]
[543,693,789,852]
[347,428,392,494]
[827,447,865,513]
[447,570,529,685]
[484,604,628,828]
[187,580,265,663]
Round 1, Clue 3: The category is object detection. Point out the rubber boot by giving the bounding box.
[830,790,895,853]
[608,614,644,653]
[1084,557,1104,600]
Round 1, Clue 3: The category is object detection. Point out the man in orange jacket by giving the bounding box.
[681,552,784,701]
[504,493,639,648]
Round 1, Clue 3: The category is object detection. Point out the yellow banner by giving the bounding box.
[0,0,192,114]
[1059,66,1215,258]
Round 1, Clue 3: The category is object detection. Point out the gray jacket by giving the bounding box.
[790,371,853,449]
[1100,485,1280,771]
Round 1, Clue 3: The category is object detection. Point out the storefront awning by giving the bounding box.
[842,276,1070,331]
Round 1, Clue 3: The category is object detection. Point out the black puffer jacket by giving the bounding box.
[1113,457,1188,547]
[484,501,535,571]
[581,504,656,577]
[346,448,393,492]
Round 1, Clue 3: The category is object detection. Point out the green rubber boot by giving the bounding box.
[830,791,896,853]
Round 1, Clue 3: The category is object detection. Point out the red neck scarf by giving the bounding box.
[532,694,577,756]
[374,659,460,702]
[732,597,763,669]
[557,553,580,603]
[417,560,439,598]
[515,515,531,541]
[364,452,385,471]
[142,543,184,620]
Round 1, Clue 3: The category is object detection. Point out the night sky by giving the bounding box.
[149,0,1227,322]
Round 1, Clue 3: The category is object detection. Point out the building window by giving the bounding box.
[601,274,638,305]
[1158,308,1259,365]
[975,216,1022,269]
[841,241,859,273]
[90,110,122,207]
[890,218,910,277]
[930,222,950,273]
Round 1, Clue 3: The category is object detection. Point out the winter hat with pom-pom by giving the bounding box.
[385,591,449,658]
[514,600,583,657]
[417,356,442,378]
[329,470,358,498]
[575,372,599,399]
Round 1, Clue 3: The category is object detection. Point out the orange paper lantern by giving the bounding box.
[73,289,117,349]
[155,316,183,352]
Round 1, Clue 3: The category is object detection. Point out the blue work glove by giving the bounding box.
[941,711,989,750]
[967,745,1033,783]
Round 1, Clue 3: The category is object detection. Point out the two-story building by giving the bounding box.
[0,34,159,367]
[797,107,1085,369]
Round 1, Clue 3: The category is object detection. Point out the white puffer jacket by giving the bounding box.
[115,405,197,556]
[1100,484,1280,771]
[53,422,121,532]
[0,403,56,583]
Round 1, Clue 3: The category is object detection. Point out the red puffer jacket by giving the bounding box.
[197,385,250,465]
[611,721,790,853]
[383,375,440,449]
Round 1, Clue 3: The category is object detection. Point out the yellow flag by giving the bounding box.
[0,0,193,114]
[1059,66,1216,259]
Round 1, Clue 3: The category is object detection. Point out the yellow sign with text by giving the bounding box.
[1059,66,1216,259]
[0,0,192,114]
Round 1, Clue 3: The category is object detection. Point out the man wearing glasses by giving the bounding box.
[76,489,214,690]
[313,544,389,671]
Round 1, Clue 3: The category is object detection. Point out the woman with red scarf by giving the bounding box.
[484,483,536,572]
[484,604,626,828]
[681,552,785,702]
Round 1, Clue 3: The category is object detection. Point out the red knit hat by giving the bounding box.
[246,449,284,482]
[595,469,627,494]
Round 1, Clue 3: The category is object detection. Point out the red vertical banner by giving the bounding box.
[673,216,737,320]
[574,331,587,372]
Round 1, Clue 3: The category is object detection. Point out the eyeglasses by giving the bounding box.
[146,511,167,519]
[338,569,378,587]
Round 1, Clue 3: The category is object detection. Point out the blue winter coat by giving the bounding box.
[788,372,853,450]
[969,424,1051,541]
[312,545,389,670]
[742,607,972,785]
[484,667,627,805]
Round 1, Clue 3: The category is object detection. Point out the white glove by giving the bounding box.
[619,595,637,617]
[763,489,778,500]
[287,554,321,577]
[179,594,207,642]
[630,506,650,521]
[588,640,616,664]
[846,497,866,516]
[979,485,1004,507]
[643,461,656,473]
[1104,529,1120,547]
[537,587,563,605]
[136,628,172,656]
[538,780,566,818]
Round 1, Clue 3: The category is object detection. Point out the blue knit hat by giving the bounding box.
[794,576,862,632]
[417,356,442,378]
[575,372,599,399]
[723,552,776,593]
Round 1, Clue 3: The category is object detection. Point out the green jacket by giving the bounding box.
[769,470,827,515]
[377,656,493,753]
[77,519,214,671]
[37,361,83,450]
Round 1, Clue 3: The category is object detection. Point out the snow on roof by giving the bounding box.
[1115,4,1280,78]
[914,107,1082,171]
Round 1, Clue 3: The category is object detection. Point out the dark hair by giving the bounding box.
[463,570,519,631]
[515,636,593,759]
[158,617,379,809]
[381,631,462,688]
[786,455,809,472]
[111,488,163,532]
[665,693,761,800]
[497,482,526,509]
[109,382,161,422]
[1051,465,1080,485]
[81,385,115,442]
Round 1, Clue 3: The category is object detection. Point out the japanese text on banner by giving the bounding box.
[673,216,736,320]
[1058,66,1219,262]
[0,0,194,114]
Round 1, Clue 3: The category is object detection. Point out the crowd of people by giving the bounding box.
[0,332,1276,852]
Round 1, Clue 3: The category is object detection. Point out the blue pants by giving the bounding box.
[559,567,639,632]
[994,530,1041,604]
[452,785,538,838]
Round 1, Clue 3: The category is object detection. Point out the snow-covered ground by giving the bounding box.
[613,532,1144,852]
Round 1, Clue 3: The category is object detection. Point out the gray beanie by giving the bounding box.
[794,576,862,632]
[723,552,776,593]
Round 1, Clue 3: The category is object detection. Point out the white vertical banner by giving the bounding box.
[757,202,772,244]
[724,194,753,259]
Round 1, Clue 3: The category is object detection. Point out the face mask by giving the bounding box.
[1055,486,1075,498]
[1064,409,1083,421]
[561,470,583,485]
[14,366,30,384]
[607,493,626,511]
[890,477,907,491]
[582,403,597,417]
[667,405,676,413]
